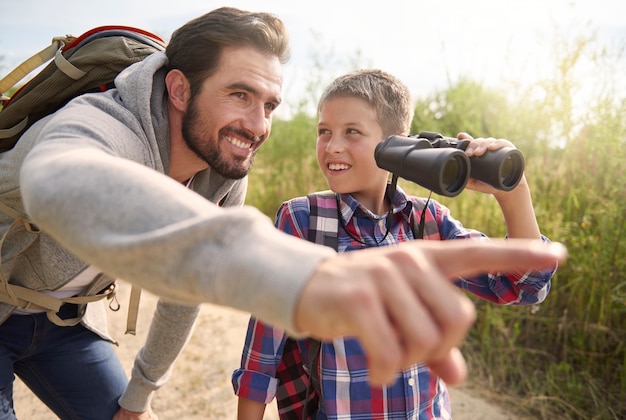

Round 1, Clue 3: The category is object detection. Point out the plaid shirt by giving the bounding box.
[232,186,555,419]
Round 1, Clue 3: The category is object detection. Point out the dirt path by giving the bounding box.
[13,282,520,419]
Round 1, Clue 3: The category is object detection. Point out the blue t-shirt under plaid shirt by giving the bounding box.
[232,185,555,419]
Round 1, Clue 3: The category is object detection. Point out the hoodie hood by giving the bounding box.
[115,51,171,173]
[113,51,242,205]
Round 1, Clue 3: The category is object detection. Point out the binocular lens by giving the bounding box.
[501,156,514,185]
[469,147,525,191]
[442,156,465,194]
[498,152,524,189]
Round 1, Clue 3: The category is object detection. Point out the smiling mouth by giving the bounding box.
[328,163,351,171]
[226,135,254,150]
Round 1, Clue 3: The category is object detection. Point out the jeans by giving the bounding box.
[0,304,128,419]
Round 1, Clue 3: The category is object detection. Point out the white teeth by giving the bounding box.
[328,163,350,171]
[226,136,252,149]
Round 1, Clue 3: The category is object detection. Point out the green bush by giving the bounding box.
[246,113,323,218]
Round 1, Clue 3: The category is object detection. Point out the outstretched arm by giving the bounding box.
[295,239,567,386]
[21,122,566,388]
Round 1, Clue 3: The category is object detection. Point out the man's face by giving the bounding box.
[182,45,283,179]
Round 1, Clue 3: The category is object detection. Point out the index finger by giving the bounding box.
[416,239,566,280]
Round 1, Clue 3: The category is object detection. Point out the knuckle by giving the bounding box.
[342,283,378,311]
[439,295,477,345]
[399,317,442,362]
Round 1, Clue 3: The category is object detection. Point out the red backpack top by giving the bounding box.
[0,25,165,153]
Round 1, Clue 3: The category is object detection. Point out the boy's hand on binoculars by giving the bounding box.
[456,132,523,195]
[458,132,515,158]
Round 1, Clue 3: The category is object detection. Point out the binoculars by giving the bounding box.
[374,131,525,197]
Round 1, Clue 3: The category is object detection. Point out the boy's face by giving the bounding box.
[316,96,390,212]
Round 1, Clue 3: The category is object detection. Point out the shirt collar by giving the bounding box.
[336,184,413,224]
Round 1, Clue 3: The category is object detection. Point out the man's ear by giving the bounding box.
[165,69,190,112]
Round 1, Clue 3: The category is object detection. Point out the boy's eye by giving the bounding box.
[347,128,360,135]
[318,128,330,136]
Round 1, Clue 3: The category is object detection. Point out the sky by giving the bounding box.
[1,0,625,118]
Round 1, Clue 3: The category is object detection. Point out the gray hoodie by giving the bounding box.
[0,51,334,411]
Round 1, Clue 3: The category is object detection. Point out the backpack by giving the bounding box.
[301,190,440,416]
[0,26,166,333]
[0,25,165,151]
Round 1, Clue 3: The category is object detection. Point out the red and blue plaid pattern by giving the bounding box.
[232,186,555,418]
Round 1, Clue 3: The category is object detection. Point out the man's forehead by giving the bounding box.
[214,47,283,98]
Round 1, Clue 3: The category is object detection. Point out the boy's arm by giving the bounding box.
[493,176,542,239]
[460,133,541,239]
[237,397,266,420]
[232,316,288,410]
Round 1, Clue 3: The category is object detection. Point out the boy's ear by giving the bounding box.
[165,69,190,112]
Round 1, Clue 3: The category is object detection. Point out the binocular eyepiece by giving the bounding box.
[374,131,525,197]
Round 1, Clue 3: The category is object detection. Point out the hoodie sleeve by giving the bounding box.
[119,163,252,411]
[19,105,335,337]
[119,301,200,412]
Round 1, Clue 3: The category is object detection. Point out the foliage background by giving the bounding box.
[0,12,623,420]
[246,32,626,420]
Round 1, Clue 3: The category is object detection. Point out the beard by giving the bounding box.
[181,98,256,180]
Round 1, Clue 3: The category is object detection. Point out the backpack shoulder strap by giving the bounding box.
[306,190,339,251]
[302,191,340,414]
[125,284,141,335]
[0,35,72,95]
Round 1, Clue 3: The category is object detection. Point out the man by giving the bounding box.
[0,7,566,419]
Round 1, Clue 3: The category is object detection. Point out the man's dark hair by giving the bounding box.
[166,7,291,97]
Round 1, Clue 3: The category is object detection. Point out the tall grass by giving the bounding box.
[246,113,325,218]
[246,34,626,419]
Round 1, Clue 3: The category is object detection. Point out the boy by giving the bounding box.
[232,69,556,419]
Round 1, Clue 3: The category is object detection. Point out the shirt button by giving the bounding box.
[408,378,415,387]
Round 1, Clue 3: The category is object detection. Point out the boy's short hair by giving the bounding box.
[317,69,412,137]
